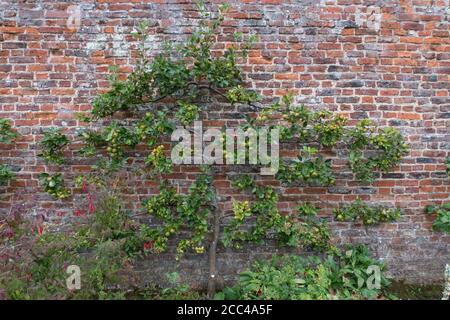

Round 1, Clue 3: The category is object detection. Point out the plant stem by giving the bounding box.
[207,183,221,299]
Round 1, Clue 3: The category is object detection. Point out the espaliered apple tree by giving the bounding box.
[37,3,408,298]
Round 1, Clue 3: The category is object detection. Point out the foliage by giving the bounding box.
[291,203,332,251]
[223,176,331,251]
[87,3,252,121]
[159,272,202,300]
[145,145,173,175]
[136,111,175,147]
[257,96,408,183]
[0,181,150,300]
[0,119,18,185]
[0,119,17,144]
[176,101,200,126]
[103,121,140,162]
[347,124,408,183]
[328,244,391,299]
[132,271,202,300]
[0,164,14,185]
[142,170,214,260]
[39,128,70,165]
[446,157,450,176]
[313,111,347,148]
[277,146,335,186]
[425,203,450,234]
[226,85,259,105]
[257,94,324,143]
[218,244,391,300]
[334,198,401,226]
[77,130,106,157]
[38,173,70,199]
[219,255,332,300]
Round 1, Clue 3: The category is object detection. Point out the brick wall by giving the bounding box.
[0,0,449,284]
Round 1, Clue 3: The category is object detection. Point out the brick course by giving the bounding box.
[0,0,449,284]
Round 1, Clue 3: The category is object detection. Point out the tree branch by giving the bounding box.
[207,182,222,299]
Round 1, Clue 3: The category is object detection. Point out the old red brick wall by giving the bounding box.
[0,0,449,284]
